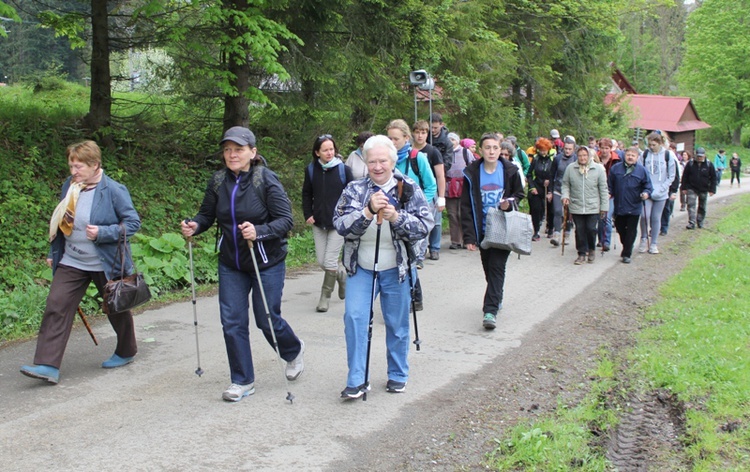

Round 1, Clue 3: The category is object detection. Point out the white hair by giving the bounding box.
[363,135,397,165]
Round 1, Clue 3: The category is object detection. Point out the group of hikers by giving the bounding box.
[18,115,735,403]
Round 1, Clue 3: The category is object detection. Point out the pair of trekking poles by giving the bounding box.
[185,220,295,404]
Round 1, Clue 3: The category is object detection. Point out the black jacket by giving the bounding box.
[681,159,717,194]
[526,154,555,194]
[429,127,455,171]
[302,160,354,230]
[460,158,525,246]
[193,166,293,271]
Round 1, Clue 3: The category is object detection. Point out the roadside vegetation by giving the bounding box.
[485,193,750,470]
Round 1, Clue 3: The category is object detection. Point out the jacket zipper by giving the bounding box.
[231,174,241,270]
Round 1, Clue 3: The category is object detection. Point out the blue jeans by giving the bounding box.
[428,205,442,254]
[343,266,411,388]
[218,260,301,385]
[597,197,614,247]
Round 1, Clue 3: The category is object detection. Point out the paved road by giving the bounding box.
[1,183,744,471]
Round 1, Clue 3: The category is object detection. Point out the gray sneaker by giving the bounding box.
[285,340,305,380]
[482,313,496,330]
[222,383,255,402]
[638,239,648,253]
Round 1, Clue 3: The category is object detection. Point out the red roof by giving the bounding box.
[620,94,711,132]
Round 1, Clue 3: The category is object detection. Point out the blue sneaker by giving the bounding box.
[20,365,60,384]
[102,353,135,369]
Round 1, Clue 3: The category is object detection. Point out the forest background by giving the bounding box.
[1,0,748,341]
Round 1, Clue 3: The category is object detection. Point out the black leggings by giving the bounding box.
[731,169,741,184]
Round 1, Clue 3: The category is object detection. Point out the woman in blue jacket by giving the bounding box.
[608,147,653,264]
[21,140,141,385]
[181,127,304,402]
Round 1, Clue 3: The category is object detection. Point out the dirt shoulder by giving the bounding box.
[330,193,741,471]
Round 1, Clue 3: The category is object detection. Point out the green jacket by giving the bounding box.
[561,158,609,215]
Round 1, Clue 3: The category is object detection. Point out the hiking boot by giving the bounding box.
[340,383,369,400]
[101,353,135,369]
[222,383,255,402]
[416,260,424,270]
[638,239,648,253]
[574,255,586,265]
[686,223,695,230]
[482,313,496,330]
[659,230,668,236]
[622,257,631,264]
[679,206,686,211]
[449,243,461,250]
[20,364,59,384]
[386,380,406,393]
[587,250,595,263]
[602,244,610,252]
[532,233,541,242]
[697,221,704,229]
[648,245,659,254]
[429,251,440,261]
[550,232,561,247]
[285,340,305,380]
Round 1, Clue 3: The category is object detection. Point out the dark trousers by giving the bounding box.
[528,192,553,235]
[479,246,510,316]
[614,214,640,258]
[572,214,598,256]
[661,198,675,233]
[731,169,741,185]
[34,264,137,369]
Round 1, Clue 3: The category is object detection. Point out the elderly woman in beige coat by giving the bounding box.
[561,146,609,265]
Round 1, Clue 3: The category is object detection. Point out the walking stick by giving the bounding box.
[363,210,384,401]
[406,249,421,351]
[77,306,98,345]
[186,229,204,377]
[247,239,295,404]
[561,204,568,256]
[542,182,548,234]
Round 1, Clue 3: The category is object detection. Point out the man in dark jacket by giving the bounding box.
[608,146,653,263]
[681,147,716,229]
[429,112,455,171]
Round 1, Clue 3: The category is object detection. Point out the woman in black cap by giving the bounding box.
[181,126,305,402]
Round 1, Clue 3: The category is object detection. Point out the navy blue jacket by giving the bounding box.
[607,162,654,216]
[193,166,293,271]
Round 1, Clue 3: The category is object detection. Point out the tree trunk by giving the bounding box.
[84,0,112,136]
[222,0,250,131]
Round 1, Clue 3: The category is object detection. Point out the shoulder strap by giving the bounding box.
[462,148,470,166]
[307,162,314,183]
[212,170,226,194]
[338,163,346,184]
[251,165,267,206]
[408,149,422,182]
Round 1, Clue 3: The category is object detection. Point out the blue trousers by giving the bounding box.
[218,261,302,385]
[343,266,411,388]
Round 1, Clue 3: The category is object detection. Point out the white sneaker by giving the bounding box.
[222,383,255,402]
[285,340,305,380]
[638,239,648,253]
[648,245,659,254]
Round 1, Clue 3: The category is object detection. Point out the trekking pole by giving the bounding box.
[185,221,204,377]
[77,306,98,345]
[561,204,568,256]
[363,210,384,401]
[542,182,548,234]
[406,251,421,351]
[247,239,295,404]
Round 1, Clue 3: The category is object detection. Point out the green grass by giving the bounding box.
[485,193,750,471]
